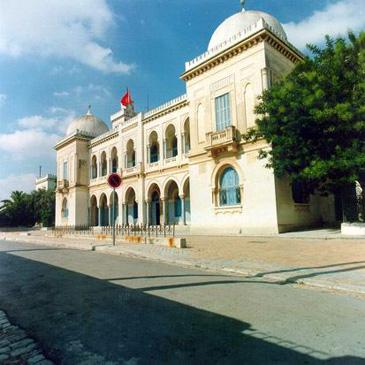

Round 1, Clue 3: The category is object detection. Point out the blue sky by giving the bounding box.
[0,0,364,200]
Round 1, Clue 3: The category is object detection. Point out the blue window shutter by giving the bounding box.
[215,93,231,131]
[220,167,240,206]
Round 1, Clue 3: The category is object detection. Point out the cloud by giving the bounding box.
[0,0,134,74]
[17,108,76,134]
[284,0,365,49]
[0,129,61,161]
[53,91,70,97]
[0,94,7,106]
[54,83,112,103]
[0,107,74,196]
[0,174,37,201]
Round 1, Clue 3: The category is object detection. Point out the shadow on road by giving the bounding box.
[252,261,365,278]
[0,248,363,364]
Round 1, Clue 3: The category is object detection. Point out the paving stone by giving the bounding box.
[10,342,37,357]
[0,310,52,364]
[0,339,10,347]
[27,354,45,364]
[37,360,53,365]
[0,353,9,361]
[0,345,10,354]
[7,332,27,343]
[10,337,34,350]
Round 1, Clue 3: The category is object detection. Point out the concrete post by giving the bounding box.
[180,194,186,225]
[161,197,167,225]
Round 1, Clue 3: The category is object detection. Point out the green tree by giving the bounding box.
[246,32,365,220]
[31,189,55,227]
[0,191,34,227]
[0,189,55,227]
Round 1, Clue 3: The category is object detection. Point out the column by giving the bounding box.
[180,194,186,225]
[146,145,150,164]
[163,139,167,159]
[161,197,167,225]
[122,203,126,225]
[181,133,185,155]
[109,204,112,226]
[98,206,102,227]
[146,200,151,226]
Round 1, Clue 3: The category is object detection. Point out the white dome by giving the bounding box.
[208,10,287,50]
[66,108,109,138]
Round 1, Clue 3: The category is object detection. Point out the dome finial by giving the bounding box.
[86,104,92,116]
[240,0,246,11]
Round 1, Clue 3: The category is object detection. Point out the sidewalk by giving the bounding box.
[1,230,365,296]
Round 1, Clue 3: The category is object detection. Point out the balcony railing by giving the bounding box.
[165,156,177,164]
[205,126,239,157]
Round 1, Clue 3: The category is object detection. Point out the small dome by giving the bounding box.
[208,10,287,50]
[66,106,109,138]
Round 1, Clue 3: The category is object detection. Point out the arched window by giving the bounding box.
[149,131,159,163]
[111,147,118,173]
[62,198,68,218]
[219,167,241,206]
[197,104,205,143]
[101,151,107,176]
[91,155,97,179]
[165,125,177,158]
[183,118,190,153]
[126,140,136,168]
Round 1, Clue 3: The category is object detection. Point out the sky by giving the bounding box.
[0,0,364,201]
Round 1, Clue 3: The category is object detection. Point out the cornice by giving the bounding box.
[180,29,303,82]
[89,130,119,148]
[54,134,90,151]
[143,99,189,124]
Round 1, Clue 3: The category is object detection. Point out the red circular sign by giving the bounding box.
[107,173,122,188]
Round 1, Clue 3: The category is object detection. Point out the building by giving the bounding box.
[35,174,57,192]
[55,4,336,234]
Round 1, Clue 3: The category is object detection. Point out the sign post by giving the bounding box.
[107,173,122,246]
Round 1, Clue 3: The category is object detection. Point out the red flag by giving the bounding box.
[120,88,133,108]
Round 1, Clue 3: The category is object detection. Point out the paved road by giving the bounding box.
[0,240,364,364]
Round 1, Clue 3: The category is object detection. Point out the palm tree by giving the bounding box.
[0,191,33,227]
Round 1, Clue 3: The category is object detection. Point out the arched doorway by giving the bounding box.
[148,183,161,225]
[109,191,119,224]
[99,193,109,226]
[90,195,98,226]
[125,188,137,224]
[183,177,191,224]
[165,180,181,225]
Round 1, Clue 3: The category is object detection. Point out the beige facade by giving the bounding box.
[35,174,56,191]
[55,7,335,234]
